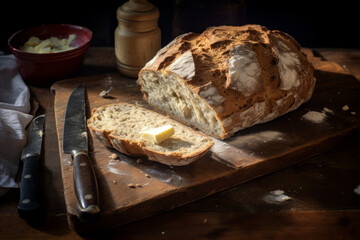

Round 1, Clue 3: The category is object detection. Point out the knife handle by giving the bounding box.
[73,151,100,223]
[18,155,41,220]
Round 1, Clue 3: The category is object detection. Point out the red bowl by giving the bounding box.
[8,24,92,87]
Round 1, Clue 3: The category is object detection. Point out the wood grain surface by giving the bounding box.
[51,63,360,233]
[2,48,360,240]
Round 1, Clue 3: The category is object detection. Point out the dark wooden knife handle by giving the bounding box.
[18,155,41,220]
[73,151,100,223]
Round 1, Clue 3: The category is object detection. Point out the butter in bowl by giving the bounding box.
[20,34,76,54]
[8,24,92,87]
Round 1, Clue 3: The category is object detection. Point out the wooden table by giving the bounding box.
[1,47,359,239]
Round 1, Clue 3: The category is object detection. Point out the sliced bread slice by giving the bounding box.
[87,103,214,166]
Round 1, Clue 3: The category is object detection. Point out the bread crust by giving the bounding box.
[138,25,315,139]
[87,103,214,166]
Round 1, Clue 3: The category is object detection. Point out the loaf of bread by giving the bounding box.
[138,25,315,139]
[87,103,214,166]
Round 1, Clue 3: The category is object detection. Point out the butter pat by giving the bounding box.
[141,125,175,144]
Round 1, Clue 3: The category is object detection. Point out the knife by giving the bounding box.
[63,84,100,223]
[18,114,45,221]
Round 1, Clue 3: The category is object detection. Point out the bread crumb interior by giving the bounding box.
[88,104,211,155]
[140,71,223,137]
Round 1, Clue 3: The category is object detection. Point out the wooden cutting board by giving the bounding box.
[52,69,360,233]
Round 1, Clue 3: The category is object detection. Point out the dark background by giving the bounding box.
[0,0,358,53]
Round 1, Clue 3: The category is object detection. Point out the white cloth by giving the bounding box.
[0,54,33,196]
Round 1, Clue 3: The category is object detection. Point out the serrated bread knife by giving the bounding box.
[63,84,100,223]
[18,114,45,220]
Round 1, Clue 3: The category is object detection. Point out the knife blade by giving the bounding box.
[18,114,45,220]
[63,84,100,223]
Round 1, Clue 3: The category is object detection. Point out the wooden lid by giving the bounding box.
[117,0,159,22]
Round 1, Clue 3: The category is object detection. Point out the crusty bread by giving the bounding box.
[138,25,315,139]
[87,103,214,166]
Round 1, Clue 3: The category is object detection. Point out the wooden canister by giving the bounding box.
[115,0,161,78]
